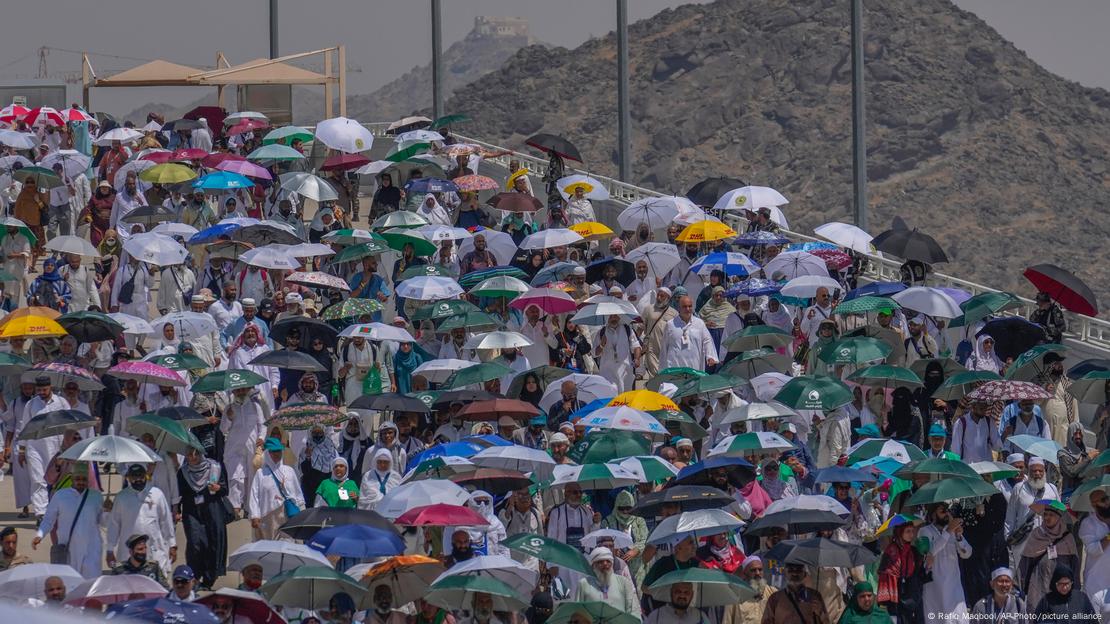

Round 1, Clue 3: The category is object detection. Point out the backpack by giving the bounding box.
[33,279,59,310]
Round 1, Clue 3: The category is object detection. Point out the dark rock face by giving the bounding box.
[445,0,1110,309]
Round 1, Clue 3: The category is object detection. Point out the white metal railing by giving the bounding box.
[328,122,1110,355]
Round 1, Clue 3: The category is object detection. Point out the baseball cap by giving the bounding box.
[172,565,195,581]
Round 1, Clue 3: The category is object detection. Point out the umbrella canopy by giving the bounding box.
[810,466,878,484]
[0,563,83,601]
[470,275,531,299]
[676,220,736,243]
[106,598,219,624]
[1007,434,1064,463]
[818,336,892,365]
[547,463,639,490]
[440,361,514,390]
[279,172,338,202]
[845,438,926,464]
[631,486,733,517]
[976,317,1047,361]
[349,392,431,413]
[227,540,333,578]
[259,566,365,610]
[707,432,795,457]
[615,456,680,482]
[568,430,651,464]
[358,555,443,610]
[1068,475,1110,512]
[270,318,339,348]
[814,221,874,254]
[248,349,327,372]
[394,275,464,301]
[308,524,405,559]
[762,251,827,280]
[766,537,877,569]
[315,116,374,152]
[321,298,383,321]
[486,192,544,213]
[1066,370,1110,403]
[1024,263,1098,316]
[247,144,305,162]
[846,364,923,389]
[241,247,300,270]
[689,252,760,278]
[394,503,488,527]
[745,495,850,536]
[871,227,948,263]
[65,574,167,609]
[905,476,999,506]
[834,295,900,316]
[672,456,756,489]
[774,375,853,411]
[624,242,681,278]
[647,508,745,545]
[950,291,1023,327]
[57,310,124,343]
[123,232,188,266]
[965,380,1052,402]
[456,398,540,422]
[278,507,398,541]
[891,287,962,318]
[191,369,268,393]
[578,405,668,437]
[18,409,95,440]
[0,315,66,338]
[108,360,186,387]
[685,177,746,207]
[44,234,100,257]
[608,389,678,411]
[503,533,593,576]
[525,133,581,161]
[376,480,472,519]
[724,326,793,352]
[266,402,346,431]
[718,401,799,426]
[1005,343,1069,382]
[646,567,756,607]
[894,458,981,480]
[23,362,103,391]
[193,589,283,624]
[60,435,161,464]
[125,414,203,455]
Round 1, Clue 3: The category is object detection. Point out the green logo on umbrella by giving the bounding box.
[355,138,365,150]
[734,195,747,206]
[808,390,820,401]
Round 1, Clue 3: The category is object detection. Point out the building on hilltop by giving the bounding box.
[473,16,529,38]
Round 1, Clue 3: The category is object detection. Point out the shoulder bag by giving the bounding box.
[50,489,89,564]
[268,468,301,518]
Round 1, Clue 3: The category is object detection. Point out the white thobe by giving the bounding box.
[228,344,278,409]
[512,319,551,369]
[1078,514,1110,587]
[920,524,972,618]
[663,257,705,302]
[157,266,194,314]
[220,396,268,508]
[565,198,596,225]
[60,264,100,313]
[68,174,91,221]
[949,413,1000,463]
[660,316,718,371]
[36,487,105,578]
[624,277,652,304]
[341,341,381,402]
[238,270,269,303]
[106,484,176,577]
[4,395,33,508]
[208,300,243,332]
[1004,480,1060,569]
[595,325,640,393]
[800,304,835,343]
[643,606,705,624]
[816,412,851,468]
[148,450,180,506]
[20,395,70,515]
[248,461,303,519]
[110,262,152,318]
[109,190,148,241]
[1,235,30,306]
[437,340,474,361]
[112,396,144,438]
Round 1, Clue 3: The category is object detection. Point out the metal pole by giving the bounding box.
[269,0,279,59]
[431,0,444,119]
[617,0,632,182]
[851,0,868,230]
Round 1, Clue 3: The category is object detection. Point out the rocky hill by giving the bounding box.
[446,0,1110,309]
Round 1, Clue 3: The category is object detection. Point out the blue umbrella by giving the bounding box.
[409,440,485,466]
[460,434,514,448]
[734,231,789,246]
[690,252,760,278]
[188,222,240,245]
[786,241,838,253]
[192,170,254,190]
[404,177,458,194]
[567,397,616,422]
[672,455,756,487]
[811,466,878,484]
[532,261,580,286]
[107,598,220,624]
[843,281,906,301]
[308,524,405,559]
[850,456,904,480]
[727,278,780,297]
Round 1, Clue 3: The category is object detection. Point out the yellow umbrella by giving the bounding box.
[505,168,530,191]
[139,163,198,185]
[676,220,736,243]
[569,221,614,241]
[0,315,67,338]
[608,389,679,411]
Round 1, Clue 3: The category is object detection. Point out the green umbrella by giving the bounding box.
[429,113,469,130]
[846,439,927,464]
[1005,343,1069,382]
[18,166,63,189]
[372,212,429,230]
[426,575,526,612]
[1069,475,1110,511]
[413,299,481,321]
[646,568,756,606]
[246,144,306,161]
[469,275,531,299]
[905,476,999,506]
[321,228,387,246]
[672,373,740,398]
[711,431,795,456]
[407,455,476,480]
[774,375,853,411]
[847,364,923,389]
[262,126,314,145]
[328,240,391,264]
[505,365,572,398]
[400,264,457,279]
[894,458,981,480]
[385,142,431,163]
[57,310,124,343]
[834,296,900,316]
[613,456,680,482]
[932,370,1002,400]
[724,325,792,352]
[191,369,268,393]
[950,291,1023,328]
[503,533,593,575]
[436,311,503,333]
[124,414,203,455]
[818,336,892,365]
[259,566,365,610]
[0,352,30,375]
[721,348,792,379]
[407,390,442,410]
[321,298,384,321]
[380,230,437,256]
[548,601,640,624]
[0,217,38,246]
[650,408,709,440]
[457,266,529,289]
[969,460,1021,482]
[645,367,706,391]
[569,430,651,464]
[1068,370,1110,403]
[148,352,208,371]
[442,361,514,389]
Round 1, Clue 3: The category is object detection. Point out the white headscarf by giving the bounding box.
[969,335,1003,373]
[417,195,451,226]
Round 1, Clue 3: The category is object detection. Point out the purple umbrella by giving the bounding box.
[216,159,273,180]
[935,287,972,305]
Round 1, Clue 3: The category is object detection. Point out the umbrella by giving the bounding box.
[125,414,203,455]
[631,486,732,517]
[509,288,577,316]
[321,298,383,321]
[525,133,581,161]
[57,311,124,343]
[871,227,948,263]
[891,287,962,318]
[834,296,900,316]
[123,232,187,266]
[486,192,544,213]
[615,456,680,482]
[646,567,756,607]
[394,503,488,527]
[23,362,102,391]
[607,389,677,411]
[0,315,66,338]
[315,117,374,152]
[308,524,405,559]
[410,359,475,385]
[619,197,688,231]
[319,153,370,172]
[358,555,443,609]
[625,242,682,279]
[463,331,533,351]
[538,374,618,413]
[40,150,92,179]
[671,456,756,489]
[1005,344,1069,382]
[718,401,799,426]
[846,364,924,391]
[969,460,1021,482]
[433,554,537,602]
[266,403,346,431]
[13,409,94,440]
[547,463,639,490]
[394,275,464,301]
[138,162,197,185]
[262,126,313,145]
[248,350,327,372]
[1007,434,1064,462]
[106,598,219,624]
[349,392,431,413]
[845,438,926,464]
[745,495,850,536]
[227,540,333,577]
[193,589,283,624]
[547,602,639,624]
[270,318,339,348]
[456,230,518,265]
[672,373,741,398]
[976,317,1047,361]
[150,311,218,340]
[279,507,398,540]
[766,537,877,569]
[60,434,161,464]
[762,251,827,280]
[724,326,793,353]
[519,228,584,250]
[65,574,167,608]
[259,566,365,610]
[651,408,710,441]
[108,360,186,387]
[327,241,390,264]
[780,275,841,299]
[439,361,513,390]
[894,458,981,480]
[1068,358,1110,379]
[0,130,37,150]
[502,533,593,576]
[191,369,268,393]
[818,336,892,365]
[241,247,300,270]
[1068,475,1110,512]
[338,323,415,343]
[645,367,706,391]
[279,172,338,202]
[965,380,1052,402]
[0,563,83,601]
[675,220,736,243]
[151,222,199,239]
[578,405,668,438]
[950,291,1023,327]
[814,221,874,254]
[570,298,640,326]
[685,176,746,207]
[470,275,531,299]
[558,174,609,201]
[774,375,853,411]
[1066,370,1110,403]
[708,432,795,457]
[569,430,651,464]
[713,185,788,211]
[905,476,999,506]
[247,144,305,162]
[193,170,253,191]
[647,508,745,545]
[376,480,472,519]
[1024,263,1098,316]
[810,466,878,484]
[457,398,541,422]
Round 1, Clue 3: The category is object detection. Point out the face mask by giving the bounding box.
[243,577,262,590]
[312,433,325,443]
[686,248,697,259]
[129,479,146,490]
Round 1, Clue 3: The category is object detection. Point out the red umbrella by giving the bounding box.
[0,104,29,124]
[965,380,1051,402]
[1023,264,1098,316]
[394,503,489,527]
[183,105,227,139]
[23,106,65,127]
[321,153,371,172]
[202,152,245,168]
[487,192,543,213]
[456,398,540,422]
[509,287,577,315]
[195,588,285,624]
[171,148,208,161]
[227,118,270,135]
[138,150,174,164]
[63,107,96,123]
[811,248,852,271]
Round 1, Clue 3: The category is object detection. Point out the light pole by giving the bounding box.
[617,0,632,182]
[269,0,279,59]
[851,0,868,230]
[431,0,444,120]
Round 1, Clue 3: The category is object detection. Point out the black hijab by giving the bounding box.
[518,373,544,408]
[1034,564,1096,620]
[887,387,922,447]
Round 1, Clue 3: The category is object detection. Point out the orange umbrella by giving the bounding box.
[4,306,61,322]
[359,555,443,608]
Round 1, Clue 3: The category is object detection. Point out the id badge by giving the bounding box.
[194,494,205,505]
[1047,545,1057,560]
[338,489,350,501]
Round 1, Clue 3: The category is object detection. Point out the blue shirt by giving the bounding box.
[221,315,270,350]
[348,272,390,321]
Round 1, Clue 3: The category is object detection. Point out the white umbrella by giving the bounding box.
[0,130,37,150]
[764,494,850,516]
[578,405,668,438]
[283,243,335,258]
[141,120,162,132]
[108,312,154,336]
[151,222,199,239]
[570,297,640,326]
[519,228,584,251]
[376,480,471,518]
[387,116,432,131]
[338,322,415,343]
[618,196,695,231]
[581,529,635,550]
[647,509,746,545]
[538,373,618,412]
[557,174,609,201]
[65,574,167,608]
[315,117,374,152]
[60,435,161,464]
[373,212,428,229]
[625,242,681,278]
[123,232,186,266]
[44,235,99,257]
[471,445,556,479]
[241,246,301,270]
[780,275,842,298]
[750,372,792,401]
[354,161,393,176]
[674,207,719,227]
[395,129,444,144]
[464,331,533,350]
[40,150,91,179]
[0,563,83,601]
[226,111,269,124]
[707,431,796,457]
[395,276,464,300]
[549,463,639,490]
[227,540,333,578]
[762,251,827,280]
[113,160,155,192]
[0,155,33,170]
[279,172,338,202]
[150,311,219,340]
[615,456,680,483]
[456,230,517,265]
[815,222,874,254]
[719,401,798,425]
[712,186,789,212]
[412,359,476,384]
[892,287,962,319]
[418,224,472,242]
[434,555,538,598]
[93,127,143,146]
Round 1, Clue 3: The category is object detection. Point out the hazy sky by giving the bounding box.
[1,0,1109,116]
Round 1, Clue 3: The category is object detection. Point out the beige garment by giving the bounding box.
[252,507,290,541]
[640,305,677,378]
[721,584,775,624]
[1043,379,1078,447]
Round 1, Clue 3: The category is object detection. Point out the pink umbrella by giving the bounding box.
[227,118,270,135]
[217,159,273,180]
[202,152,245,168]
[108,360,186,388]
[453,174,500,192]
[171,148,207,161]
[138,150,173,164]
[509,288,578,315]
[23,106,65,127]
[811,248,852,271]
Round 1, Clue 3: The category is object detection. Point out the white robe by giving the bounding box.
[1004,480,1060,569]
[20,395,70,515]
[109,190,148,241]
[157,266,194,314]
[660,316,718,371]
[110,262,152,318]
[106,484,176,577]
[1,235,30,306]
[248,460,304,519]
[594,325,640,393]
[238,270,270,304]
[220,396,269,508]
[920,524,972,618]
[1078,514,1110,588]
[208,299,243,332]
[511,318,551,370]
[4,395,34,509]
[112,396,144,438]
[60,264,100,313]
[36,486,105,578]
[341,341,381,402]
[228,344,279,408]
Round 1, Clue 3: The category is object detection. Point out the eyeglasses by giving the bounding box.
[173,578,190,585]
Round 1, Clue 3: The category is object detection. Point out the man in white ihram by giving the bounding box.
[221,386,269,515]
[594,313,641,393]
[920,502,972,619]
[106,463,176,578]
[20,376,70,520]
[1004,456,1059,569]
[660,296,718,372]
[33,462,104,578]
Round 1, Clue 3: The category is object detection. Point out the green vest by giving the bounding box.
[316,478,359,508]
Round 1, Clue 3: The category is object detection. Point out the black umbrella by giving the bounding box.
[20,409,96,440]
[685,177,746,208]
[270,318,339,349]
[279,507,399,541]
[745,509,849,537]
[976,317,1047,362]
[164,118,203,132]
[451,468,531,496]
[671,456,756,489]
[433,389,499,405]
[765,537,877,568]
[149,405,209,427]
[57,311,124,343]
[525,133,582,162]
[487,192,544,213]
[248,350,327,372]
[1024,264,1098,316]
[1068,358,1110,380]
[871,228,949,264]
[585,257,636,287]
[122,205,177,226]
[349,392,431,413]
[631,486,733,518]
[236,223,304,247]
